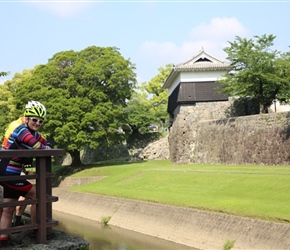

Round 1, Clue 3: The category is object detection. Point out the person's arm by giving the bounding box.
[36,134,53,149]
[15,126,46,149]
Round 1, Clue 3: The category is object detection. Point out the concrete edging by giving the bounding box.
[52,187,290,250]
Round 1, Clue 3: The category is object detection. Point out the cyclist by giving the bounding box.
[0,101,52,247]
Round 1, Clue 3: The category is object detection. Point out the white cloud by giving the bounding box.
[190,17,248,41]
[187,17,249,58]
[26,1,94,18]
[137,17,249,73]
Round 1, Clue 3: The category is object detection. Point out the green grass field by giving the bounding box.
[67,159,290,224]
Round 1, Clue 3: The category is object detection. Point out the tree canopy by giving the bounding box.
[11,46,136,166]
[0,71,9,77]
[0,69,36,140]
[125,64,170,135]
[219,34,290,113]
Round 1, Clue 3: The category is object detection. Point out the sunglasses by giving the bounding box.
[29,117,44,124]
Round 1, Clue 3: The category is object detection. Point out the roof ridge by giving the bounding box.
[176,48,227,67]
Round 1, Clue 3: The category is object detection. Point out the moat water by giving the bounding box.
[53,210,197,250]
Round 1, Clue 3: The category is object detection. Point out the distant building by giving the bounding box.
[162,48,232,126]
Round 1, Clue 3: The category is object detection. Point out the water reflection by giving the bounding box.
[53,210,197,250]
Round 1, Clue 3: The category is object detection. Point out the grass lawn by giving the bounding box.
[66,159,290,224]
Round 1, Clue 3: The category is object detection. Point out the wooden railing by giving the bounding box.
[0,149,65,244]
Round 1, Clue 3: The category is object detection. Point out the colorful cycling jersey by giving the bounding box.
[2,123,48,175]
[1,117,25,149]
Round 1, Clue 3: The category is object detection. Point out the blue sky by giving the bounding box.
[1,1,289,85]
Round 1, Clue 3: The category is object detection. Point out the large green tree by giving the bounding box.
[126,64,170,136]
[126,90,155,135]
[144,64,170,131]
[0,83,12,140]
[219,34,290,113]
[13,46,136,166]
[0,69,35,140]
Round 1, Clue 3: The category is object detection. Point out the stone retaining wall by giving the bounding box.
[52,187,290,250]
[169,104,290,165]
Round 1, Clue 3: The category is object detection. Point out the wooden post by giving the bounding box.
[0,185,3,203]
[36,156,47,244]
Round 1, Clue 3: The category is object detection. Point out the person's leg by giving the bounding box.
[14,170,35,226]
[25,186,36,224]
[0,180,32,246]
[0,185,3,219]
[13,171,28,226]
[0,198,16,247]
[13,196,27,227]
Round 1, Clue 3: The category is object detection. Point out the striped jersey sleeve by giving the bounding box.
[12,124,46,150]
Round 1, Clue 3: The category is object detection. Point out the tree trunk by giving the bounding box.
[68,149,83,167]
[260,104,268,114]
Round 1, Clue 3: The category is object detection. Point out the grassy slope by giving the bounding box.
[66,159,290,224]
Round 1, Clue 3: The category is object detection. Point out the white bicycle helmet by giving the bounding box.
[24,101,47,119]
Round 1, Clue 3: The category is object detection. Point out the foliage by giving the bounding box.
[11,46,136,166]
[101,216,111,226]
[125,90,155,134]
[223,240,235,250]
[0,70,10,139]
[0,71,9,77]
[0,84,12,140]
[143,64,170,130]
[0,69,36,141]
[219,34,290,113]
[125,64,170,135]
